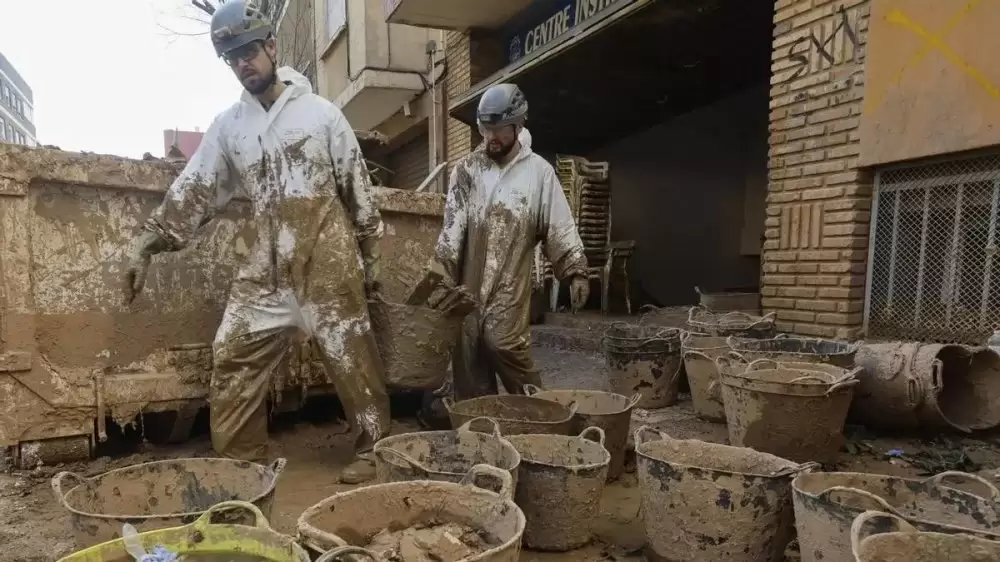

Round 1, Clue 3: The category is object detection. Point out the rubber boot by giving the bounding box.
[339,454,376,485]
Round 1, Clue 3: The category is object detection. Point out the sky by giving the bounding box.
[2,0,245,159]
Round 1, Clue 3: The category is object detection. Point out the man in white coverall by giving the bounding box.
[122,1,388,484]
[434,84,590,398]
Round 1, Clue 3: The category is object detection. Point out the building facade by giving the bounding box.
[275,0,448,192]
[0,52,36,146]
[387,0,1000,345]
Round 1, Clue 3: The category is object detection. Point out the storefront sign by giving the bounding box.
[506,0,628,64]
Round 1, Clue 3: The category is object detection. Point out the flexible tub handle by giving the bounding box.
[374,447,431,477]
[194,500,270,530]
[626,392,643,409]
[457,416,503,437]
[930,358,944,391]
[747,358,782,371]
[773,461,820,478]
[579,426,606,447]
[316,546,380,561]
[850,510,917,560]
[563,401,580,419]
[925,471,1000,501]
[707,380,722,403]
[51,471,89,504]
[634,425,668,447]
[789,375,834,384]
[442,396,455,413]
[817,486,903,516]
[687,306,703,326]
[523,384,542,396]
[825,379,860,395]
[268,458,288,481]
[461,463,514,501]
[682,349,711,362]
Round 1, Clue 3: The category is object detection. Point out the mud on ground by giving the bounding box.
[6,345,1000,561]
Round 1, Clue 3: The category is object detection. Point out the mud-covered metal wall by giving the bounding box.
[0,145,444,461]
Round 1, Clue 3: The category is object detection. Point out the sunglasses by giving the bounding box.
[223,41,262,67]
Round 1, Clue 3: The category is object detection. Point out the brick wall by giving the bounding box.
[445,31,474,168]
[763,0,872,339]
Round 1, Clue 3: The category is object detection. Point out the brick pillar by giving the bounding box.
[445,31,474,167]
[763,0,872,340]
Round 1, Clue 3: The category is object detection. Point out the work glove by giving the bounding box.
[570,274,590,312]
[359,237,382,295]
[123,230,171,305]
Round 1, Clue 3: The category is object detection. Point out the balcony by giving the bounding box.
[383,0,534,29]
[334,69,425,132]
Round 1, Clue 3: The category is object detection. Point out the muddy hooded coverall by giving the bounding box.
[435,128,588,398]
[143,67,390,461]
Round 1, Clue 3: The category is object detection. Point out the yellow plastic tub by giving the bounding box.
[58,501,309,562]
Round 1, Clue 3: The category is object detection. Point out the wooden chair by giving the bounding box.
[534,155,635,315]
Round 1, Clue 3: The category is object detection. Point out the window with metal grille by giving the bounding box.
[866,153,1000,344]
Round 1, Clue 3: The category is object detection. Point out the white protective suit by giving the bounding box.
[435,128,587,398]
[145,67,389,461]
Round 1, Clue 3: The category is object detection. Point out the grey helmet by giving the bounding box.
[477,84,528,127]
[210,1,274,58]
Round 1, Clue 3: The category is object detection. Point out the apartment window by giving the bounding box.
[1,84,8,106]
[0,119,6,141]
[326,0,346,41]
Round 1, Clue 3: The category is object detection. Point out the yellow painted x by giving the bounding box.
[865,0,999,113]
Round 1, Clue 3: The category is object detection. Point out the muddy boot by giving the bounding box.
[339,454,376,485]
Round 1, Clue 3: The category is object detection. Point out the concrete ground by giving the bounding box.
[4,319,1000,560]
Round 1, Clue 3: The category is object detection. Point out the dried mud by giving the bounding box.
[5,345,1000,561]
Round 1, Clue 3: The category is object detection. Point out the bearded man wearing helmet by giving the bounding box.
[122,1,389,484]
[431,84,589,399]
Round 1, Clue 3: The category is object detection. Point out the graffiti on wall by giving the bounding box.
[776,5,862,83]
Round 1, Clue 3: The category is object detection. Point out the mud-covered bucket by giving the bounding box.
[634,427,814,562]
[523,384,639,481]
[506,427,611,551]
[602,324,682,408]
[728,335,859,368]
[369,298,463,389]
[852,510,1000,562]
[682,333,730,422]
[687,306,776,339]
[853,342,1000,432]
[373,416,520,486]
[52,457,286,548]
[718,361,860,463]
[443,395,577,435]
[792,470,1000,562]
[602,322,676,351]
[58,501,309,562]
[296,464,525,561]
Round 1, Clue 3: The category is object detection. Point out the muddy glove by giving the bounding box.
[123,230,170,305]
[358,237,381,295]
[570,274,590,312]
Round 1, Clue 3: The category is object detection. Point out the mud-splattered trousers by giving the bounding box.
[435,128,587,399]
[144,67,390,462]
